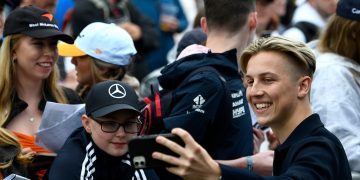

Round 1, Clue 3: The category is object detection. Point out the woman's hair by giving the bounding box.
[0,128,33,169]
[0,35,68,126]
[77,57,126,99]
[318,15,360,63]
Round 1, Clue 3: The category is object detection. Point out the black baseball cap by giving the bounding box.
[3,6,73,44]
[85,80,142,118]
[336,0,360,22]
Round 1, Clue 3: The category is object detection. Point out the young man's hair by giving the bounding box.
[318,15,360,63]
[204,0,256,34]
[240,36,316,78]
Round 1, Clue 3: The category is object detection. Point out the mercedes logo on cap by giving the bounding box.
[108,84,126,98]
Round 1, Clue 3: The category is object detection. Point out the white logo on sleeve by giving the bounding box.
[108,84,126,98]
[192,95,205,113]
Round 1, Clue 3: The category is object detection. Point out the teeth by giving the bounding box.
[255,103,271,109]
[38,62,52,67]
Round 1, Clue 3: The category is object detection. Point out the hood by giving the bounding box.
[158,49,240,89]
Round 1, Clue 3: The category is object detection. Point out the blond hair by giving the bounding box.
[0,35,68,126]
[240,36,316,78]
[0,128,33,169]
[318,15,360,63]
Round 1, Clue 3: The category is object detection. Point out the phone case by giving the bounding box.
[128,133,184,169]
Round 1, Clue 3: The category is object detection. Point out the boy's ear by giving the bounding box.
[298,76,312,99]
[82,114,92,133]
[200,17,208,33]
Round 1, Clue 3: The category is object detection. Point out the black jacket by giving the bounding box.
[48,127,159,180]
[219,114,352,180]
[157,50,254,160]
[3,87,82,127]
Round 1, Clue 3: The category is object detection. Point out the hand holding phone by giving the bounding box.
[128,133,184,169]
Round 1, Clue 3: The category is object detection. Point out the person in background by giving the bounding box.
[310,0,360,174]
[0,6,82,179]
[131,0,188,73]
[58,22,138,100]
[71,0,159,82]
[152,36,352,180]
[0,128,33,178]
[48,80,159,179]
[281,0,338,42]
[141,0,275,178]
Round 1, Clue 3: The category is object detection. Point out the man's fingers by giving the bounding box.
[172,128,198,150]
[152,151,181,166]
[156,135,185,156]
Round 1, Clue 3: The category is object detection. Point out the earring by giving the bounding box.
[12,57,17,63]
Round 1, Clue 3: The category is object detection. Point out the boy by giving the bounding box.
[48,80,158,179]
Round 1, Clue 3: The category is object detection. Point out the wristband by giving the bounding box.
[246,156,253,172]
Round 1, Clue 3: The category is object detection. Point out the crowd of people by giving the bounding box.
[0,0,359,179]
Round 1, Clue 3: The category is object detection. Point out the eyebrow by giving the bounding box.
[245,72,277,78]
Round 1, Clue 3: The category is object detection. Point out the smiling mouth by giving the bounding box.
[255,103,271,110]
[38,62,52,68]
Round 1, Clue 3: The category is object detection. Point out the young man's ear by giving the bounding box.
[297,76,312,99]
[82,114,92,133]
[200,17,208,33]
[248,11,257,31]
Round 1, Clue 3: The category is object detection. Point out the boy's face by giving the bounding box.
[82,110,140,157]
[244,51,299,128]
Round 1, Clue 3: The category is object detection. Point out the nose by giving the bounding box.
[115,126,126,137]
[71,57,78,65]
[43,45,55,56]
[247,82,264,97]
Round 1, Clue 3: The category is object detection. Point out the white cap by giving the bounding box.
[58,22,137,66]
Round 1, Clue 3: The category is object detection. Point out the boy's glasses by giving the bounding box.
[92,118,142,134]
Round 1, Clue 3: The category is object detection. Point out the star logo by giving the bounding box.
[108,84,126,98]
[41,13,53,21]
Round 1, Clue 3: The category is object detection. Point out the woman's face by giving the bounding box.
[82,110,140,157]
[71,55,92,85]
[12,36,58,81]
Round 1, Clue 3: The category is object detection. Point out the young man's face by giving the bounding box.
[244,51,299,127]
[83,110,140,157]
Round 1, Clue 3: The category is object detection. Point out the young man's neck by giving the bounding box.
[271,103,313,144]
[206,28,253,58]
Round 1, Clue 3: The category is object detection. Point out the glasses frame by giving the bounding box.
[92,117,142,134]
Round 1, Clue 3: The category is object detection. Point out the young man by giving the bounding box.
[48,80,158,179]
[152,36,352,179]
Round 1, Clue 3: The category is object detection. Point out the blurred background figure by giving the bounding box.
[131,0,188,73]
[255,0,286,37]
[282,0,338,42]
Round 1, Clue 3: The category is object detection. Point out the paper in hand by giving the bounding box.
[36,102,85,152]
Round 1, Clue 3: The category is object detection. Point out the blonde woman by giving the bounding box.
[0,128,33,178]
[58,22,138,100]
[0,6,82,179]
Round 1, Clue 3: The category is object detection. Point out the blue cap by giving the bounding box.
[58,22,137,66]
[336,0,360,21]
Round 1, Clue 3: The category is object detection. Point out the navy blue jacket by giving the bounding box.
[158,49,253,160]
[219,114,352,180]
[48,128,159,180]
